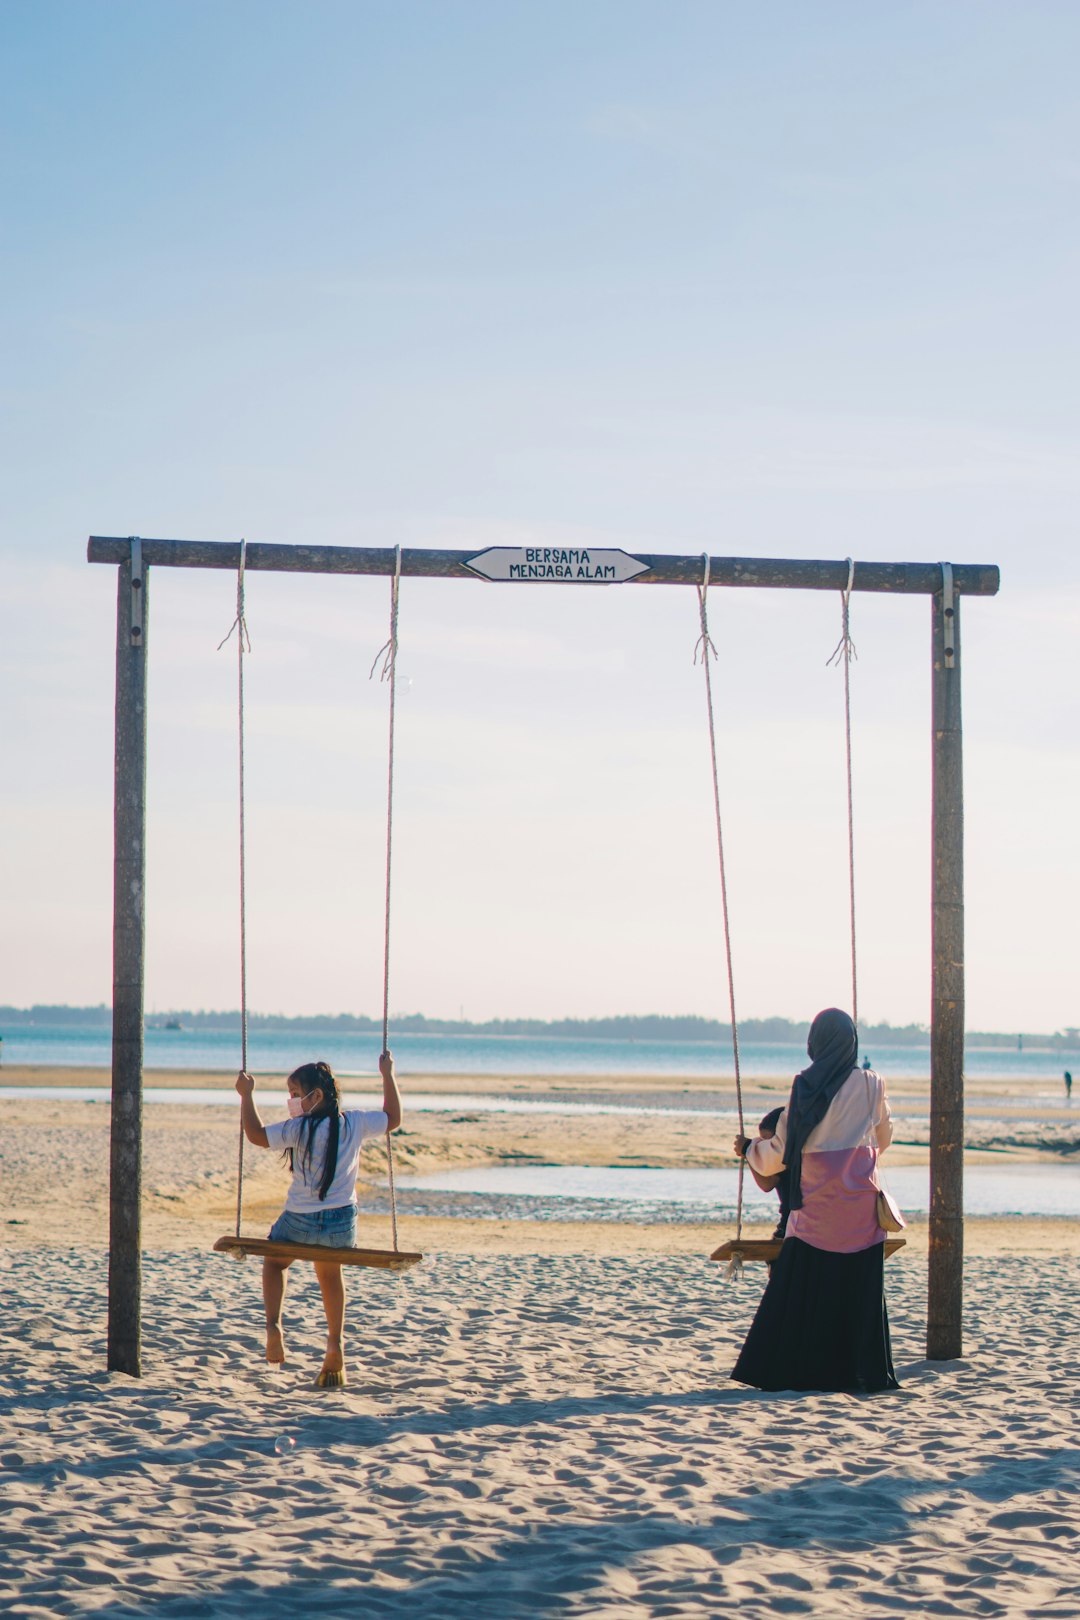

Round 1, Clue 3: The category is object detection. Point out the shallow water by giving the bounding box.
[392,1162,1080,1221]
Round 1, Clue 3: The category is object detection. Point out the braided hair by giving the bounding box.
[285,1060,342,1202]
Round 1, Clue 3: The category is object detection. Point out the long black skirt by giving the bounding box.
[730,1237,898,1393]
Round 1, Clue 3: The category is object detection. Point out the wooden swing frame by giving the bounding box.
[89,535,997,1375]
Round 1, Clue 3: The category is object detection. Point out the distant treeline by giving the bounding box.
[2,1004,1078,1049]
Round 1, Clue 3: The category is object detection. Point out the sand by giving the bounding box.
[2,1069,1078,1616]
[2,1249,1079,1617]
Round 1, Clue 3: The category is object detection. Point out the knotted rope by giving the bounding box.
[218,540,252,1238]
[370,546,403,1251]
[826,558,858,1026]
[694,556,745,1277]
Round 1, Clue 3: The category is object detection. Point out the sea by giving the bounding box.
[3,1022,1076,1221]
[1,1021,1076,1085]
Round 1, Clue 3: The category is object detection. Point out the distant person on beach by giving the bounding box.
[861,1055,872,1071]
[746,1106,791,1241]
[1066,1071,1073,1102]
[730,1008,898,1394]
[235,1053,402,1388]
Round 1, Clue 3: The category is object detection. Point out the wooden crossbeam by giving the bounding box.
[87,537,1000,596]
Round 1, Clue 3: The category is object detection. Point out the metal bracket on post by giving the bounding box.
[129,537,144,647]
[939,561,955,669]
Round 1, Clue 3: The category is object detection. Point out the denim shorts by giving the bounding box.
[268,1204,357,1248]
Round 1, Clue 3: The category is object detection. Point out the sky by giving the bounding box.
[2,1,1078,1031]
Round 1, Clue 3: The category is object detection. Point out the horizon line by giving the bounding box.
[1,1003,1076,1045]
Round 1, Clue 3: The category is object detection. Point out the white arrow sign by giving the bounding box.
[464,546,651,584]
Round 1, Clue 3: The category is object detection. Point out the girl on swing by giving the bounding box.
[235,1051,402,1388]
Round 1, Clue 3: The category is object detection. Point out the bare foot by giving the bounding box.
[315,1336,346,1389]
[265,1322,286,1364]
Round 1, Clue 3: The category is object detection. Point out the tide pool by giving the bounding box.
[393,1162,1080,1221]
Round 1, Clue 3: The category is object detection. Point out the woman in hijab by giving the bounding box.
[729,1007,899,1393]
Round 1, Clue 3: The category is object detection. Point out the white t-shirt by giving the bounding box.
[264,1108,388,1213]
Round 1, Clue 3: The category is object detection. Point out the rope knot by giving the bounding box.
[693,552,717,665]
[217,539,252,654]
[693,593,718,666]
[370,635,396,682]
[826,557,857,668]
[370,546,402,682]
[825,617,857,668]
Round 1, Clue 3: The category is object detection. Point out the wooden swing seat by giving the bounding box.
[711,1237,906,1264]
[214,1235,422,1270]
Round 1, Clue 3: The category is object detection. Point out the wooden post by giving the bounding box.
[107,543,148,1375]
[928,568,964,1360]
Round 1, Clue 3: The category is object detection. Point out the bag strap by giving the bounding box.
[866,1068,889,1193]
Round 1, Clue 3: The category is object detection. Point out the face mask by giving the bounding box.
[287,1095,306,1119]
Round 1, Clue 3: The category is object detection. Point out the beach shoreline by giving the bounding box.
[3,1073,1077,1258]
[5,1063,1077,1163]
[7,1058,1079,1100]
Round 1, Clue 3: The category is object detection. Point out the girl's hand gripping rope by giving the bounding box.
[379,1049,403,1133]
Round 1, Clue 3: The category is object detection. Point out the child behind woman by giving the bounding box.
[756,1106,792,1241]
[235,1050,402,1388]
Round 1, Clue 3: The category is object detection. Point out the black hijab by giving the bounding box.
[784,1007,859,1210]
